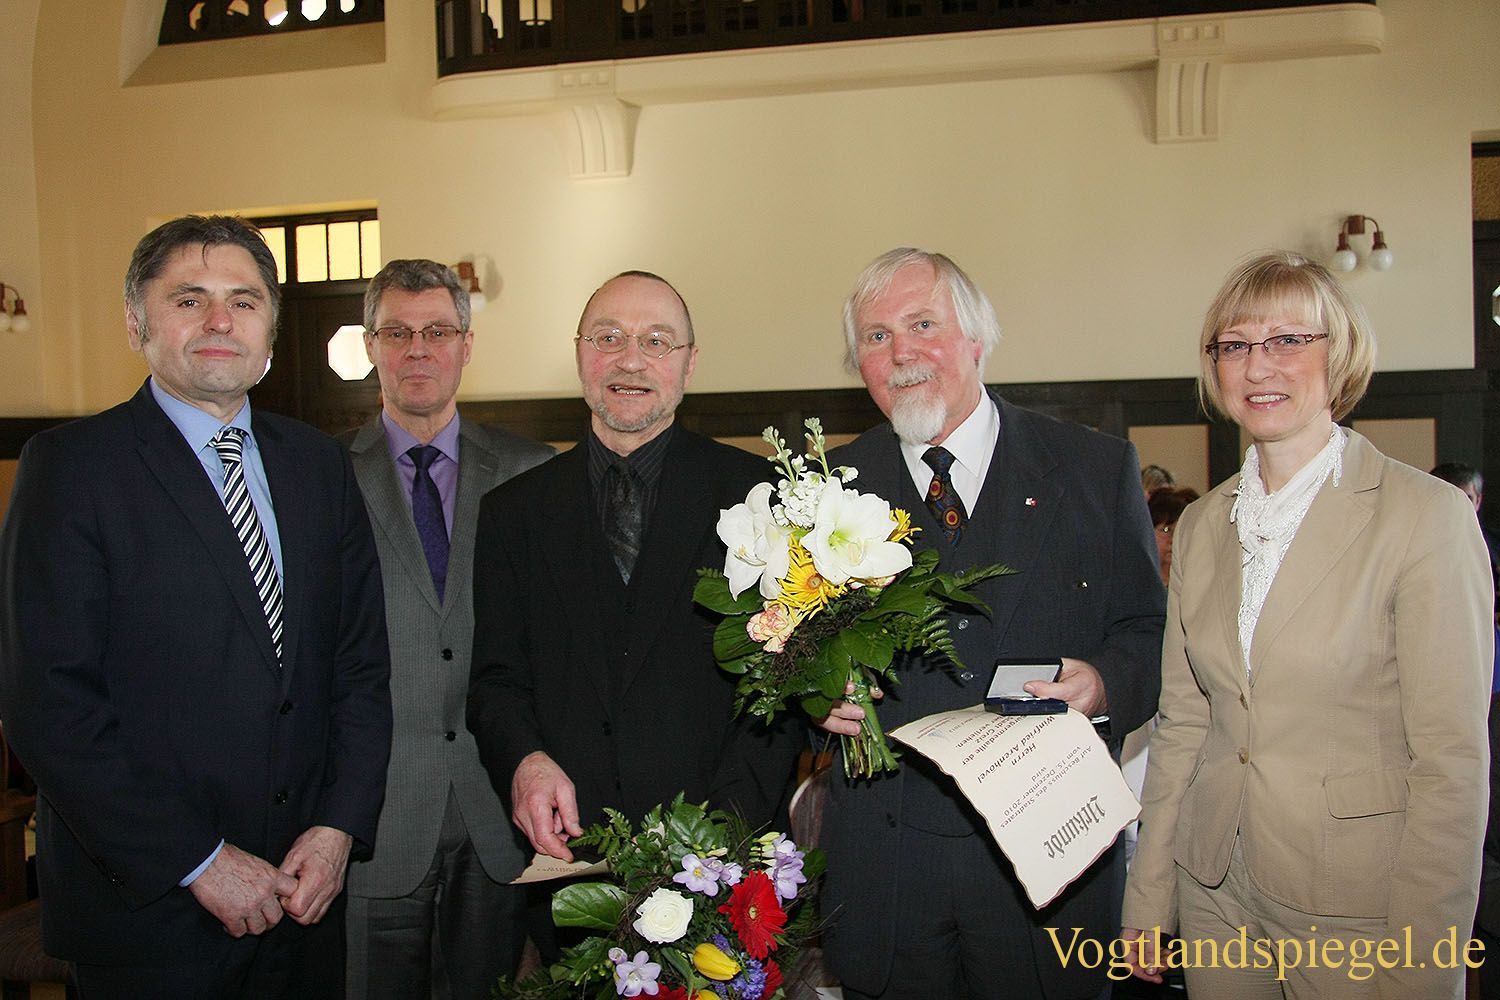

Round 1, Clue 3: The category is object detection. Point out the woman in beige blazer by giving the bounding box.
[1119,252,1493,999]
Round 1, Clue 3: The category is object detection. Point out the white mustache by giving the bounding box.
[887,366,936,390]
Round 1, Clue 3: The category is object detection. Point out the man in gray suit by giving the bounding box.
[344,259,554,999]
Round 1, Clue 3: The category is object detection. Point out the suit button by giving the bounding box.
[1239,693,1248,709]
[957,619,969,630]
[886,814,897,828]
[441,649,454,661]
[279,700,293,715]
[602,722,612,737]
[445,731,457,742]
[274,790,289,804]
[1237,748,1249,764]
[959,671,975,681]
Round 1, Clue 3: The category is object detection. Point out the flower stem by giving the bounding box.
[841,669,900,779]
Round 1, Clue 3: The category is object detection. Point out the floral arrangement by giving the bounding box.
[695,418,1014,778]
[498,796,824,1000]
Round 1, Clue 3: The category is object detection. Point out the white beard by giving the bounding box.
[889,390,947,446]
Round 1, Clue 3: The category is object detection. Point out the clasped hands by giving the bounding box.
[188,825,352,938]
[814,656,1109,735]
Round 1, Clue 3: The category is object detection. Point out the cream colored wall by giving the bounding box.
[8,0,1500,417]
[0,0,44,416]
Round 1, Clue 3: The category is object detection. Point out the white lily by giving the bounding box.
[718,482,792,598]
[803,482,912,585]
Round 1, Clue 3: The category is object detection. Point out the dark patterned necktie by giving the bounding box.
[923,446,969,545]
[211,427,284,663]
[408,445,450,601]
[603,463,643,584]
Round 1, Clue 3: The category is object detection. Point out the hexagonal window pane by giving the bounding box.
[1492,283,1499,329]
[328,324,373,381]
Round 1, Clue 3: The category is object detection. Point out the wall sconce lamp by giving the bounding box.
[1331,215,1393,272]
[0,283,31,333]
[454,261,486,314]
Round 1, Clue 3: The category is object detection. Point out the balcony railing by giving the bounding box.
[160,0,384,45]
[436,0,1373,74]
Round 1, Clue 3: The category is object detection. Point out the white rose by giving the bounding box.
[632,887,694,944]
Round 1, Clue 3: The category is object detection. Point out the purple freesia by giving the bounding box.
[672,853,722,896]
[612,950,661,997]
[706,857,743,887]
[765,835,807,900]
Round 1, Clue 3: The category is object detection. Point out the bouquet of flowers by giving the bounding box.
[695,418,1014,778]
[498,795,824,1000]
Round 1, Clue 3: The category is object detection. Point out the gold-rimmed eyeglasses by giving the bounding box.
[577,330,689,359]
[1205,332,1327,363]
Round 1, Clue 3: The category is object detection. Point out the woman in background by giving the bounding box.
[1118,251,1492,999]
[1147,485,1200,588]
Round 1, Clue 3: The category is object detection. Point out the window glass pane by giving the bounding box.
[360,220,381,279]
[260,227,288,284]
[302,0,328,20]
[327,221,361,280]
[265,0,289,26]
[296,225,329,283]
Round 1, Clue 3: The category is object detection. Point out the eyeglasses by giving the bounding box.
[1204,332,1328,363]
[577,330,689,360]
[370,324,464,344]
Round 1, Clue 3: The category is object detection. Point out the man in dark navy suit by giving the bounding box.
[0,215,392,997]
[817,248,1164,1000]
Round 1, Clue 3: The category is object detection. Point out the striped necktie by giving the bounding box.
[212,427,284,665]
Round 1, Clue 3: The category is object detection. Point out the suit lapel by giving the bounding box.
[350,417,445,615]
[255,416,305,683]
[130,387,282,679]
[448,419,503,617]
[1190,478,1251,692]
[1247,432,1379,683]
[971,397,1064,645]
[535,446,615,708]
[615,430,711,695]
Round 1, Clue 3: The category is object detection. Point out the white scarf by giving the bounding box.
[1231,426,1347,677]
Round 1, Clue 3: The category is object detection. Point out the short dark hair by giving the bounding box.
[1148,486,1201,528]
[578,270,695,345]
[124,215,281,342]
[363,259,470,333]
[1430,462,1483,496]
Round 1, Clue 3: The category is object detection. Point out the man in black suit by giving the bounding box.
[0,215,392,997]
[467,272,798,872]
[818,248,1164,999]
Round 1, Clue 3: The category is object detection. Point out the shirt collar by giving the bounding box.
[898,390,997,479]
[150,377,252,453]
[382,411,460,465]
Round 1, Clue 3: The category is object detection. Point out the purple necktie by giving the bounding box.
[923,446,968,545]
[408,445,449,600]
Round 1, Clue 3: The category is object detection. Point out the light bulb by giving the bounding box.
[0,312,11,333]
[1331,248,1358,272]
[9,312,30,334]
[468,291,486,314]
[1368,247,1393,271]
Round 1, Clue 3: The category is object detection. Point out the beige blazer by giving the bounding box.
[1123,431,1492,994]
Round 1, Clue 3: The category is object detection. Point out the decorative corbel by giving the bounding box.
[1154,18,1224,143]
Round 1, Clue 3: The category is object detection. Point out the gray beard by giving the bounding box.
[889,392,947,446]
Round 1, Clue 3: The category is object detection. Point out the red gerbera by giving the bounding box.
[763,959,784,996]
[719,870,787,959]
[656,989,692,1000]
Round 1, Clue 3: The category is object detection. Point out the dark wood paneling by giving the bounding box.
[3,371,1486,501]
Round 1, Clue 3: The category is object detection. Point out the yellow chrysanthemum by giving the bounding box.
[887,506,919,544]
[776,541,845,615]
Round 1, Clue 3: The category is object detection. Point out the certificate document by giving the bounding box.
[889,706,1139,908]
